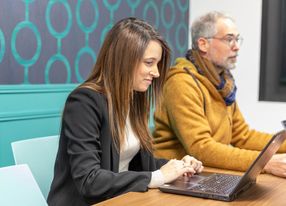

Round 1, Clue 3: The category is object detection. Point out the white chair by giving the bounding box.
[0,164,47,206]
[11,135,59,199]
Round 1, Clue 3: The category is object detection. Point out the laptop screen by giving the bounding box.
[233,128,286,192]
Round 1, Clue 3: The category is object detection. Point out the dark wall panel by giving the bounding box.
[0,0,189,84]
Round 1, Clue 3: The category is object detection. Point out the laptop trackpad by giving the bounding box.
[171,173,212,189]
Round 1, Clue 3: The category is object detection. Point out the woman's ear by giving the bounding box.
[197,37,209,53]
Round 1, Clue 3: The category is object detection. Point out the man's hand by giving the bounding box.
[263,154,286,178]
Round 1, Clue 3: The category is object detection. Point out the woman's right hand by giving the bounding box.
[159,159,196,184]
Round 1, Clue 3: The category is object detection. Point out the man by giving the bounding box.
[153,11,286,177]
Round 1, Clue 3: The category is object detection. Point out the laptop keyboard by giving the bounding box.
[190,174,241,194]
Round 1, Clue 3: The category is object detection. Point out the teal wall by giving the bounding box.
[0,84,77,166]
[0,0,189,166]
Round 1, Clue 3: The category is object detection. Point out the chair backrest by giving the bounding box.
[0,164,48,206]
[11,135,59,199]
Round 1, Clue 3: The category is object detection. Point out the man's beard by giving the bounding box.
[227,62,236,70]
[214,60,236,71]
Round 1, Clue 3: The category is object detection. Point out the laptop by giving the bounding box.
[159,121,286,201]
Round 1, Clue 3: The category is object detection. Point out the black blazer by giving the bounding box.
[47,88,167,206]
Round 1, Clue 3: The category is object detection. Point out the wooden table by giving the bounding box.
[94,168,286,206]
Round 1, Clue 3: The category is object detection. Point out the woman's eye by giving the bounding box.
[145,61,153,66]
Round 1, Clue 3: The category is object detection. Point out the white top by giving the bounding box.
[118,116,165,188]
[119,117,140,172]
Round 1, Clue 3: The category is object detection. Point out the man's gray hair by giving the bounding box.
[191,11,235,49]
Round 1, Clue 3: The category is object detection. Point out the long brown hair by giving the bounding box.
[82,17,171,152]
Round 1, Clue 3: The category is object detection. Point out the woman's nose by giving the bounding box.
[150,66,160,78]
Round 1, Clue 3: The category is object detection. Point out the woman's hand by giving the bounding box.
[181,155,204,176]
[160,156,203,184]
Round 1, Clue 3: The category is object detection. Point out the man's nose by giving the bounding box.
[232,41,240,51]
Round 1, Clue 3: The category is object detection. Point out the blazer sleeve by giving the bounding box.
[62,88,152,202]
[129,149,168,172]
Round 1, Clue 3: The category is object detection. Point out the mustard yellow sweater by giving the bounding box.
[153,58,286,171]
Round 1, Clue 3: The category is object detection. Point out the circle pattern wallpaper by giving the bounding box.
[0,0,189,84]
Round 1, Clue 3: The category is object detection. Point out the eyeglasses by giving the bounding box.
[206,35,243,47]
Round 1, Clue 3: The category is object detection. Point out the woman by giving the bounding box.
[47,17,203,206]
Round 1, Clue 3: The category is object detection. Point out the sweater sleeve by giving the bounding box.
[231,103,286,153]
[63,88,152,202]
[162,73,261,171]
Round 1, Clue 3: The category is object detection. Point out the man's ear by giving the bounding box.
[197,37,209,53]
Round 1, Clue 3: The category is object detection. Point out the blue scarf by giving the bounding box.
[186,50,237,106]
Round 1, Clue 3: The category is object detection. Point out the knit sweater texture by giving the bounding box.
[153,57,286,171]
